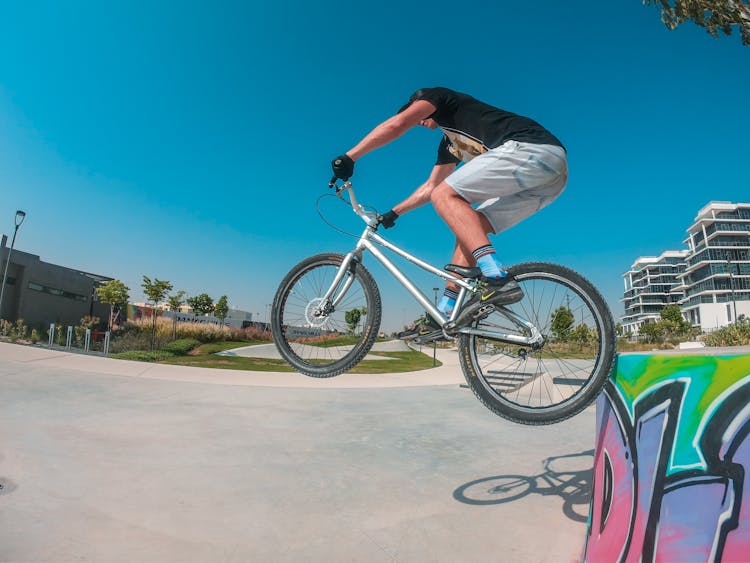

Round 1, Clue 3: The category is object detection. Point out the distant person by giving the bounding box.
[331,87,567,340]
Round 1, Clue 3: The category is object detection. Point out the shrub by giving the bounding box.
[703,320,750,347]
[30,329,40,344]
[0,319,30,341]
[234,325,273,342]
[111,350,176,362]
[55,324,68,346]
[107,331,154,354]
[175,321,232,342]
[14,319,28,340]
[109,318,242,354]
[123,318,234,343]
[161,338,200,355]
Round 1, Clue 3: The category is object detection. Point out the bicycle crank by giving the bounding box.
[445,303,496,332]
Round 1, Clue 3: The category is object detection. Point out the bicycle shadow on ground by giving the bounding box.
[452,449,593,523]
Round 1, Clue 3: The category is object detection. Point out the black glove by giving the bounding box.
[379,209,399,229]
[331,154,355,180]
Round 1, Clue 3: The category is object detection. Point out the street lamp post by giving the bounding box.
[0,210,27,321]
[726,252,738,324]
[432,287,439,367]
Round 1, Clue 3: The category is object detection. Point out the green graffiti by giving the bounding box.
[614,353,750,474]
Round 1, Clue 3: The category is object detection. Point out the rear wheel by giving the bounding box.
[458,262,616,425]
[271,253,382,377]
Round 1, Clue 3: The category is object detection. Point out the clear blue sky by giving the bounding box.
[1,1,748,332]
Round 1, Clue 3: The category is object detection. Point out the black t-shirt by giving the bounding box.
[411,87,565,165]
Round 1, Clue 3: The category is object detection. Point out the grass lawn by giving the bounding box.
[114,340,441,373]
[191,340,269,354]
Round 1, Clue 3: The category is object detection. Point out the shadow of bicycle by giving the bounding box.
[453,449,593,523]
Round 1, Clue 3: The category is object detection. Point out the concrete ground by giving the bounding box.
[217,340,414,361]
[0,341,594,562]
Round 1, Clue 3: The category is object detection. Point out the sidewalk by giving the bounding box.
[0,341,465,388]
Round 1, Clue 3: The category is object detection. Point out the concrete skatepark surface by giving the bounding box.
[0,341,593,562]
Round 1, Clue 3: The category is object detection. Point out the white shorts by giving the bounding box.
[445,140,568,233]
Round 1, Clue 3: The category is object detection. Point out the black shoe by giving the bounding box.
[476,275,524,305]
[397,315,443,342]
[453,275,524,328]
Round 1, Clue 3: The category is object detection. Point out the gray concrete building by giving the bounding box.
[0,235,112,328]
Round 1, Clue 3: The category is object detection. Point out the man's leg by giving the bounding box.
[432,182,492,256]
[432,182,506,279]
[432,188,507,316]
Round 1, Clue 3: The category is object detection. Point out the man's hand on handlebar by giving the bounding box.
[331,154,355,180]
[379,209,399,229]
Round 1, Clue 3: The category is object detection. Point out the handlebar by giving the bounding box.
[328,178,381,228]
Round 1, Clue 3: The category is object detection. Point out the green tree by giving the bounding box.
[167,290,186,312]
[344,307,367,334]
[551,306,575,341]
[660,304,682,323]
[571,323,592,350]
[95,279,130,331]
[345,308,362,334]
[166,290,186,339]
[639,321,665,344]
[142,276,173,350]
[659,304,692,338]
[187,293,215,316]
[214,295,229,323]
[142,276,173,306]
[644,0,750,45]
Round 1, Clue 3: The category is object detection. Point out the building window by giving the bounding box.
[727,304,732,322]
[28,282,87,302]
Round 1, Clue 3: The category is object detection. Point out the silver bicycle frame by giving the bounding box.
[321,182,543,347]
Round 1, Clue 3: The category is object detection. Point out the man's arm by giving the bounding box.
[346,100,437,161]
[392,163,457,216]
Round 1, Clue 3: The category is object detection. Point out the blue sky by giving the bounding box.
[1,1,748,332]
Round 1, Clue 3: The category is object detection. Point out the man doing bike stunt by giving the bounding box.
[331,87,567,342]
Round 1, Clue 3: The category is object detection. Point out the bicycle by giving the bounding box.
[271,180,616,425]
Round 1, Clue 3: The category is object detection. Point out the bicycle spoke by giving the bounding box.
[462,263,614,423]
[273,255,381,376]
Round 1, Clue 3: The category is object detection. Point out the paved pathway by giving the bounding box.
[218,340,414,361]
[0,341,593,562]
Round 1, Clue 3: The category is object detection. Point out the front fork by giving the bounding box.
[314,252,360,317]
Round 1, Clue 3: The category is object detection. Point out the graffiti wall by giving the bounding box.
[583,352,750,562]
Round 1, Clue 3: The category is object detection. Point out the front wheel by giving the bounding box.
[271,253,382,377]
[458,262,616,425]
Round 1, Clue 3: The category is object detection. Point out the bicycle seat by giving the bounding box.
[444,264,482,278]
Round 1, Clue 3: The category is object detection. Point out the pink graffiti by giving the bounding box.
[584,381,750,562]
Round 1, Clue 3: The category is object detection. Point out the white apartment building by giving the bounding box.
[678,201,750,331]
[621,250,688,335]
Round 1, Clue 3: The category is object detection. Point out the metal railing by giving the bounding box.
[47,323,111,355]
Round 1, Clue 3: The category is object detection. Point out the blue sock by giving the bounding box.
[473,245,506,279]
[438,288,458,315]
